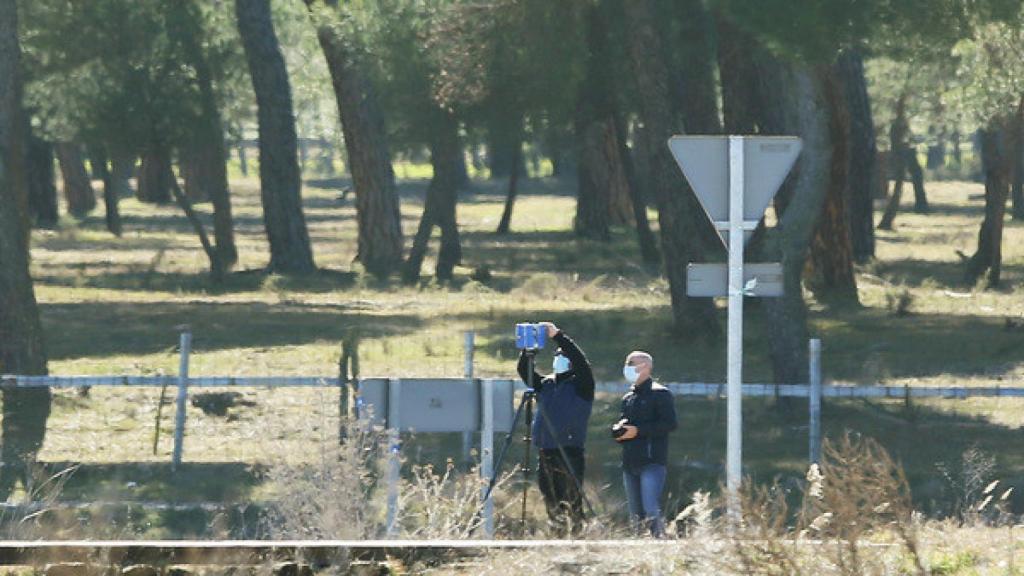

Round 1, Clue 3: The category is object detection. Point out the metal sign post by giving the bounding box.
[668,135,802,513]
[726,136,745,499]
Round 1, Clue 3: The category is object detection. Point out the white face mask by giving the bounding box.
[623,365,639,383]
[553,355,571,374]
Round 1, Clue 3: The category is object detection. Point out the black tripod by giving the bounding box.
[479,349,594,536]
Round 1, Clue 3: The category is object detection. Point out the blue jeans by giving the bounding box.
[622,464,667,537]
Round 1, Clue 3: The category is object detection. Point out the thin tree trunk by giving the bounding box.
[877,96,908,230]
[236,0,316,275]
[1011,96,1024,220]
[306,0,403,278]
[88,147,122,237]
[237,144,249,176]
[55,142,97,216]
[622,0,719,338]
[486,112,525,180]
[180,151,208,202]
[182,11,238,271]
[495,144,522,235]
[615,114,660,264]
[0,0,51,500]
[26,132,57,228]
[807,66,858,304]
[137,148,173,204]
[170,177,223,281]
[403,111,462,283]
[837,50,876,262]
[965,121,1012,287]
[908,146,929,212]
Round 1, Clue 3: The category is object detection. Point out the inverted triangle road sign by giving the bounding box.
[668,136,801,247]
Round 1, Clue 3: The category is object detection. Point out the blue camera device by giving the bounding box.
[515,323,547,350]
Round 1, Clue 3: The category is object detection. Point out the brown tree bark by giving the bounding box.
[623,0,719,337]
[26,132,57,228]
[806,66,859,304]
[877,95,908,230]
[88,147,122,237]
[754,59,835,386]
[615,113,660,264]
[0,0,51,499]
[55,143,97,216]
[236,0,316,275]
[667,0,724,134]
[964,121,1013,287]
[403,111,463,283]
[137,148,173,204]
[715,10,760,134]
[1010,96,1023,220]
[495,143,522,235]
[837,50,876,262]
[908,146,929,213]
[305,0,403,278]
[110,152,135,198]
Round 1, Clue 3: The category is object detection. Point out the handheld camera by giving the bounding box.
[515,323,547,351]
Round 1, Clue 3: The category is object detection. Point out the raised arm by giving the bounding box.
[552,330,594,401]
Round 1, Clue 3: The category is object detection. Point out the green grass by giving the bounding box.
[21,173,1024,536]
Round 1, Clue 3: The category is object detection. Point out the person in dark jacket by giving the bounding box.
[615,350,677,537]
[516,322,594,534]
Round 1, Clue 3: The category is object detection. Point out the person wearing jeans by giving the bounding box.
[614,351,677,537]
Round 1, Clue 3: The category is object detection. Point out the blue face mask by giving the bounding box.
[553,355,571,374]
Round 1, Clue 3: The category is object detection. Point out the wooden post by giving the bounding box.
[462,331,475,468]
[385,378,401,537]
[338,331,360,443]
[808,339,822,465]
[172,331,192,471]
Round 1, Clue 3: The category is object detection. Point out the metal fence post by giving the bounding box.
[808,339,822,465]
[385,378,401,537]
[172,331,192,471]
[480,378,495,538]
[462,331,475,467]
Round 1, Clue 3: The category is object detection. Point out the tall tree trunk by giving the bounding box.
[908,146,929,212]
[877,96,908,230]
[755,59,834,386]
[495,143,522,235]
[965,121,1012,287]
[622,0,719,337]
[88,147,122,237]
[951,130,962,167]
[668,0,720,134]
[137,148,173,204]
[110,152,135,198]
[837,50,876,262]
[1010,96,1023,220]
[236,0,315,275]
[715,9,760,134]
[615,114,660,264]
[486,112,525,180]
[807,66,859,304]
[573,0,624,241]
[55,143,97,216]
[237,144,249,176]
[306,0,403,278]
[403,111,462,283]
[0,0,51,500]
[170,177,223,281]
[180,151,208,202]
[26,132,57,228]
[168,0,238,268]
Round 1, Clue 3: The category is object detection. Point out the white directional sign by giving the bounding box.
[668,136,801,247]
[668,135,802,516]
[686,263,784,297]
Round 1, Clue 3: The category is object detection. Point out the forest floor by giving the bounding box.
[14,171,1024,541]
